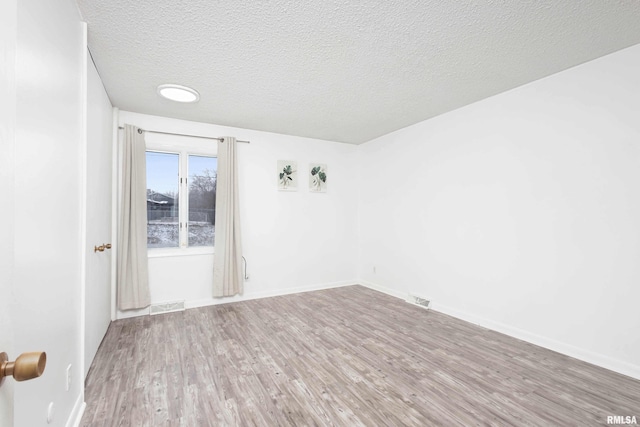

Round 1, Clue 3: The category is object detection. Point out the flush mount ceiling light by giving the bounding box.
[156,84,200,103]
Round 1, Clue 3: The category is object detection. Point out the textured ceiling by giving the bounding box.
[76,1,640,144]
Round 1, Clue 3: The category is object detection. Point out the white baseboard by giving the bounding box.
[358,281,640,381]
[357,279,407,300]
[186,280,357,309]
[112,278,640,380]
[116,306,150,319]
[115,280,358,319]
[432,302,640,381]
[65,393,86,427]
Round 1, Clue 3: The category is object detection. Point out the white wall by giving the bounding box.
[13,0,87,425]
[358,44,640,379]
[116,111,359,318]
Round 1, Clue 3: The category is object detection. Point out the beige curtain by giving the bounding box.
[213,136,244,297]
[117,124,151,310]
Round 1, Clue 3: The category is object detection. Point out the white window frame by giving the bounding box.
[145,135,217,258]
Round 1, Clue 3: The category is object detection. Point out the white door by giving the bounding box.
[0,305,15,427]
[0,0,17,424]
[84,55,114,377]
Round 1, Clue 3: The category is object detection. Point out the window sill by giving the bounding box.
[148,247,215,258]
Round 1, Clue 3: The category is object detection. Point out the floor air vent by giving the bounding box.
[150,300,185,315]
[406,294,431,310]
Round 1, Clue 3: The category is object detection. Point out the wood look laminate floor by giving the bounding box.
[81,286,640,426]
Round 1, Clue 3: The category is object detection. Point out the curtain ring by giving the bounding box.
[220,138,224,142]
[137,128,143,134]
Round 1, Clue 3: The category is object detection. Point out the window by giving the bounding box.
[146,152,180,248]
[146,150,217,251]
[187,155,217,247]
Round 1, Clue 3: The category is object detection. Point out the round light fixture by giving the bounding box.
[156,84,200,103]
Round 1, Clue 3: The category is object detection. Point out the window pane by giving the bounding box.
[188,155,217,247]
[146,152,179,248]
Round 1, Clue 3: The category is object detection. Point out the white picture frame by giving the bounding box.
[277,160,298,191]
[309,163,327,193]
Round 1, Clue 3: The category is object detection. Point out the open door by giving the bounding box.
[84,53,114,378]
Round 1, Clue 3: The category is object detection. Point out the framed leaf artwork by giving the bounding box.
[277,160,297,191]
[309,163,327,193]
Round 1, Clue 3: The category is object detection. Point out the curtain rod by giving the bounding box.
[117,126,250,143]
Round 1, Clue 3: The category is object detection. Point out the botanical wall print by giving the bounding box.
[309,163,327,193]
[277,160,297,191]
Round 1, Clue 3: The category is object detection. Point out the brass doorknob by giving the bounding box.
[1,351,46,382]
[104,243,112,249]
[94,245,105,252]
